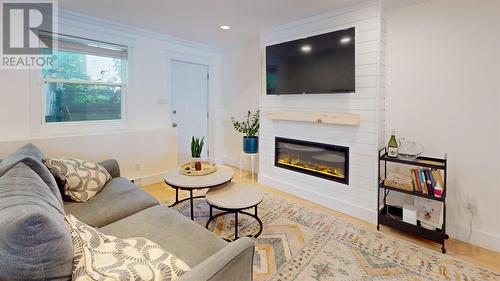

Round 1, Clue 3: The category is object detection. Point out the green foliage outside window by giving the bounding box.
[42,49,125,123]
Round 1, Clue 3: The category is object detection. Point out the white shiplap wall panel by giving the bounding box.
[259,126,376,145]
[357,40,380,54]
[356,64,379,77]
[356,52,378,65]
[357,29,380,42]
[259,161,377,198]
[259,1,385,224]
[261,98,376,111]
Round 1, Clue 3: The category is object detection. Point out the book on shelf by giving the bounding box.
[418,169,427,194]
[409,168,445,198]
[432,170,445,197]
[412,169,422,192]
[423,169,434,196]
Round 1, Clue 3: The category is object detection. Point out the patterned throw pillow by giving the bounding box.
[65,215,190,281]
[44,158,111,202]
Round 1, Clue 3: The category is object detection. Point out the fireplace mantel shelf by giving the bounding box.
[265,111,360,126]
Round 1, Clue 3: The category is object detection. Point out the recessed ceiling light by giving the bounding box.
[220,25,231,30]
[340,37,351,44]
[300,45,312,53]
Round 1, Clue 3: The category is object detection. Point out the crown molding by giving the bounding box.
[56,8,219,54]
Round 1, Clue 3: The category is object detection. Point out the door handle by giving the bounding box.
[172,123,178,128]
[172,109,177,114]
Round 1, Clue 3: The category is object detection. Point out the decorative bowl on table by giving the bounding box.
[180,161,217,176]
[398,138,424,160]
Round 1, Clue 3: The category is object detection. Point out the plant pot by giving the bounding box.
[191,157,202,171]
[243,136,259,154]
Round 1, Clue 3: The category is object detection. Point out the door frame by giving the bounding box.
[165,49,218,162]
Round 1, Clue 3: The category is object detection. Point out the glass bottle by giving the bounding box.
[387,131,398,158]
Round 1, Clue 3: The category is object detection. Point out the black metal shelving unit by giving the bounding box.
[377,148,449,253]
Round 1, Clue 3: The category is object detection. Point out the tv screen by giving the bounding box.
[266,27,355,95]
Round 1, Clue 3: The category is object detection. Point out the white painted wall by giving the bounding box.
[217,43,261,168]
[386,0,500,251]
[258,1,386,224]
[0,10,220,183]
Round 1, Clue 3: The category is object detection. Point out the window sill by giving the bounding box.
[42,119,124,128]
[30,119,129,139]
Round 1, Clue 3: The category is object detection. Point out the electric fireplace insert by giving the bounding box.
[275,137,349,184]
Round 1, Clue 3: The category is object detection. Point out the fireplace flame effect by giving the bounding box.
[277,156,345,179]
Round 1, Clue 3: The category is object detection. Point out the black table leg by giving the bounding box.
[235,212,239,240]
[204,205,263,241]
[189,190,194,220]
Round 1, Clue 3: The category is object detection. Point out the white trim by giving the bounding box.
[261,1,378,37]
[170,59,210,161]
[165,48,220,163]
[447,223,500,253]
[28,25,137,137]
[57,9,218,54]
[29,68,129,137]
[36,59,129,132]
[259,173,377,224]
[42,79,125,87]
[132,171,168,187]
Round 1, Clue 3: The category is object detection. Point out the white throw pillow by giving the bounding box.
[65,214,190,281]
[44,158,111,202]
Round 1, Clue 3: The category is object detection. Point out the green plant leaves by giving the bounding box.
[231,110,260,137]
[191,136,205,157]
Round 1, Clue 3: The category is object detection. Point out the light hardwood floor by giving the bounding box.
[143,167,500,272]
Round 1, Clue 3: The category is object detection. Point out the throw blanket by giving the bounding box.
[65,215,190,281]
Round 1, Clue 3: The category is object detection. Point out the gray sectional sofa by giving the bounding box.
[0,144,254,281]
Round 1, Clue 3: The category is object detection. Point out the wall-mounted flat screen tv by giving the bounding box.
[266,27,355,95]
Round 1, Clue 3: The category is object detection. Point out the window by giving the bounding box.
[41,34,127,123]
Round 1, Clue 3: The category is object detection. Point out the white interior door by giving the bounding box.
[171,60,209,165]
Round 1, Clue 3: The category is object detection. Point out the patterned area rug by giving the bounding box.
[168,192,499,281]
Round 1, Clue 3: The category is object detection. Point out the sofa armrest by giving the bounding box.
[98,159,120,178]
[177,237,255,281]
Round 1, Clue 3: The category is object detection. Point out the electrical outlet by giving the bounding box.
[466,197,477,214]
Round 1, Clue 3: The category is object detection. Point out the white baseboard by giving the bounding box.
[221,156,239,168]
[130,172,166,186]
[259,173,377,224]
[447,223,500,253]
[221,156,258,173]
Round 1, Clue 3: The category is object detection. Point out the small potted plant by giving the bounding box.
[191,136,204,171]
[231,110,260,154]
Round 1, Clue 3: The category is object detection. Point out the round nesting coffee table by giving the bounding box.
[164,165,234,220]
[205,182,264,241]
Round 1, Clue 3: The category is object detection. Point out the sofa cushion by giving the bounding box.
[98,159,121,178]
[65,214,190,281]
[45,158,111,202]
[64,177,158,227]
[0,163,73,281]
[100,205,227,267]
[0,143,64,207]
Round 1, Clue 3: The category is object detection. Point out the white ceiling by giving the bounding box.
[59,0,426,51]
[59,0,368,50]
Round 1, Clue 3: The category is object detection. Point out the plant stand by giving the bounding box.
[239,151,258,181]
